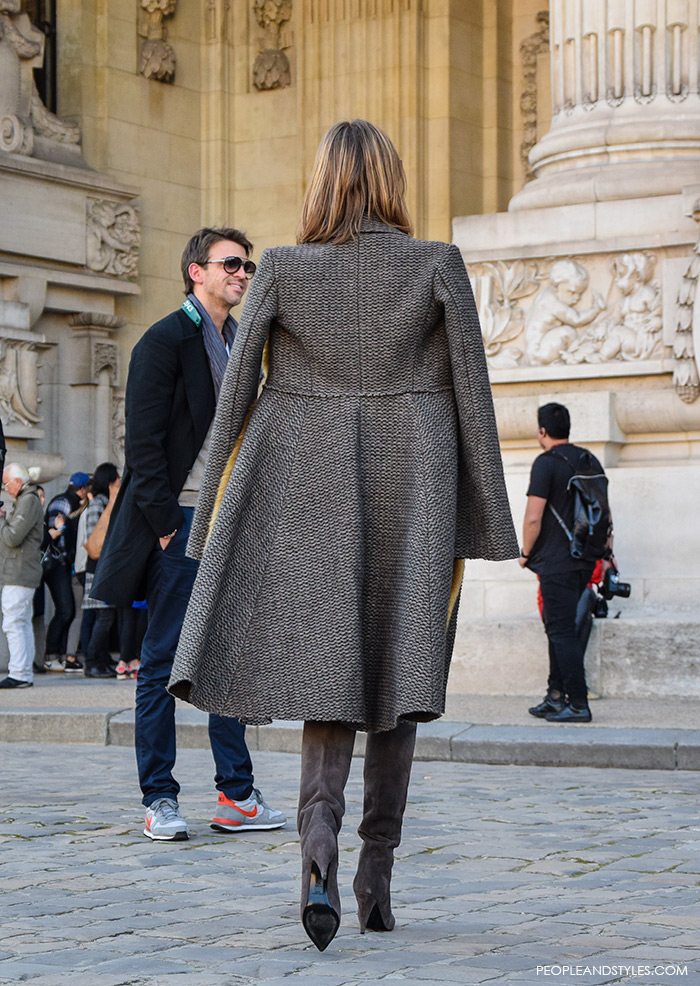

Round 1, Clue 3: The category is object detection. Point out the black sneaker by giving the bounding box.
[545,703,592,723]
[0,676,33,689]
[64,656,83,673]
[528,694,566,718]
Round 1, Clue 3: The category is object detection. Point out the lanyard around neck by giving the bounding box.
[181,298,202,327]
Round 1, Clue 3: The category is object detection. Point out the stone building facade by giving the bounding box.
[0,1,698,694]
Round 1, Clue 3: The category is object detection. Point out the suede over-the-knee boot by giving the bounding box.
[353,719,417,933]
[297,720,356,951]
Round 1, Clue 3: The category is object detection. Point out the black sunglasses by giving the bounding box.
[203,256,257,278]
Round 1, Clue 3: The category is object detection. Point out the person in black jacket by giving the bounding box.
[519,403,611,723]
[42,472,89,671]
[91,227,285,841]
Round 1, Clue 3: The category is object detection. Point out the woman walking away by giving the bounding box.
[169,119,518,950]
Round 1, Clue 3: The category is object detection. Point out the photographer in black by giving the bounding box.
[519,403,615,723]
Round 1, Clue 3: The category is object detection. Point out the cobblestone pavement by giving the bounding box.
[1,744,698,986]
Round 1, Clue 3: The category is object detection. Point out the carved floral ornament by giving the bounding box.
[673,204,700,404]
[252,0,292,91]
[139,0,177,83]
[519,10,549,181]
[86,199,140,280]
[471,252,666,371]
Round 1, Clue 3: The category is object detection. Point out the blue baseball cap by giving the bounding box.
[69,471,90,487]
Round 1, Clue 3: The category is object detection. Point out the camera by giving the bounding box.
[601,567,631,601]
[593,594,609,619]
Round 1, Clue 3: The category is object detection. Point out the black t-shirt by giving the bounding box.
[526,443,603,575]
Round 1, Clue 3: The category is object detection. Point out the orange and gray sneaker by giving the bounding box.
[210,788,286,832]
[144,798,189,841]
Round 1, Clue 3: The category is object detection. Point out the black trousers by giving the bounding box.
[539,567,594,706]
[43,562,75,657]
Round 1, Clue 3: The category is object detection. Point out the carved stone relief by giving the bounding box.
[471,252,666,371]
[252,0,292,91]
[91,341,119,385]
[562,254,663,365]
[519,11,549,181]
[112,393,125,467]
[86,200,140,280]
[673,205,700,404]
[0,2,80,154]
[0,339,43,427]
[139,0,177,83]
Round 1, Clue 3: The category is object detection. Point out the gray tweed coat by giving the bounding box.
[169,219,518,731]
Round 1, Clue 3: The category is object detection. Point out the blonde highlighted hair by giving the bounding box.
[297,119,413,245]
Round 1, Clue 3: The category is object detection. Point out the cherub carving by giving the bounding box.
[563,253,662,364]
[524,259,606,365]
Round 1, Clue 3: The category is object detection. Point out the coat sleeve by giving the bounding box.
[434,244,519,561]
[0,492,42,548]
[124,325,185,538]
[187,249,278,559]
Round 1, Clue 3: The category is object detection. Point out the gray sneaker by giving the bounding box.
[144,798,189,841]
[211,788,286,832]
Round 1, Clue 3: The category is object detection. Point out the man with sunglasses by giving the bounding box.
[92,227,285,841]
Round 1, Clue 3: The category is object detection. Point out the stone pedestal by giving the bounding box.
[452,0,700,698]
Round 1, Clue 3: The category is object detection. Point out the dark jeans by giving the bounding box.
[135,508,254,808]
[540,567,594,707]
[43,562,75,657]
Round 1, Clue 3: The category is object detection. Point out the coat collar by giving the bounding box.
[359,216,405,235]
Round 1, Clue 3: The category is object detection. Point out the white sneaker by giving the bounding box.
[144,798,189,841]
[44,658,64,672]
[210,788,286,832]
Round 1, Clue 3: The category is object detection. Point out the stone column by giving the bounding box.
[511,0,700,209]
[68,313,124,468]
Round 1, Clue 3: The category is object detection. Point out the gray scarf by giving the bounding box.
[187,293,238,399]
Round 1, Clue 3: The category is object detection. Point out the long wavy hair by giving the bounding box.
[296,119,413,245]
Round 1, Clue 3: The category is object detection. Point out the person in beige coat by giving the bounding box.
[169,120,519,950]
[0,464,44,688]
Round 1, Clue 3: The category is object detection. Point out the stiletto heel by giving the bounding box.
[356,890,394,933]
[302,861,340,951]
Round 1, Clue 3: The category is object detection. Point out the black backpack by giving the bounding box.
[548,448,611,562]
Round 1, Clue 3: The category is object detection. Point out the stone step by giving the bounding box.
[1,705,699,770]
[451,616,700,698]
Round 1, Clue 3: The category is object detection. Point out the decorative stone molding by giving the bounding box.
[86,200,140,280]
[252,0,292,91]
[0,296,48,435]
[519,11,549,181]
[0,337,43,427]
[0,3,80,155]
[30,85,80,145]
[673,204,700,404]
[138,0,177,83]
[471,252,666,371]
[91,341,119,386]
[70,312,126,333]
[112,393,125,467]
